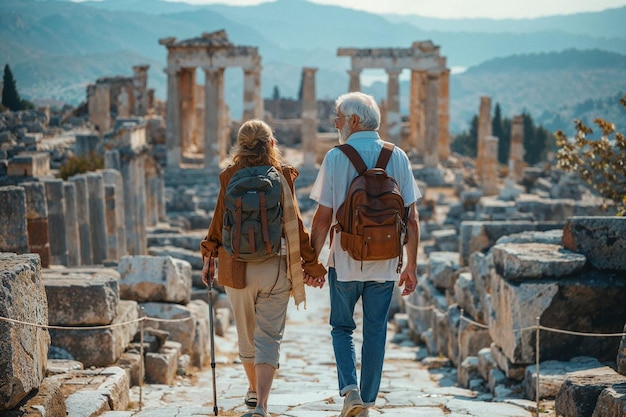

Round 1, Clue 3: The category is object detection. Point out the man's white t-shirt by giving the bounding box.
[309,131,422,282]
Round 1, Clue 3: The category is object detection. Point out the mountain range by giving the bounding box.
[1,0,625,135]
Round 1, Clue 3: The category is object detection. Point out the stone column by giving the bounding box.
[301,67,318,167]
[102,169,127,261]
[179,67,197,154]
[21,182,50,267]
[133,64,150,116]
[43,179,67,266]
[243,67,263,121]
[386,68,402,145]
[204,67,225,168]
[424,73,440,168]
[476,96,492,183]
[144,158,161,227]
[483,135,500,196]
[63,182,81,267]
[117,88,130,118]
[86,172,107,264]
[120,155,148,256]
[165,66,182,168]
[75,134,100,158]
[348,69,361,92]
[438,68,450,161]
[508,115,525,183]
[0,186,29,254]
[69,174,93,266]
[87,83,111,136]
[409,70,427,154]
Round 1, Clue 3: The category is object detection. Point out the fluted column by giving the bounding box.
[204,67,225,168]
[348,69,361,92]
[386,68,402,145]
[179,67,197,154]
[243,67,263,121]
[424,73,440,168]
[165,66,182,168]
[301,67,318,167]
[409,70,427,154]
[477,96,492,183]
[438,68,450,161]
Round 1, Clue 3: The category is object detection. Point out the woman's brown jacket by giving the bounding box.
[200,164,327,279]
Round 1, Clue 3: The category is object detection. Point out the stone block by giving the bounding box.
[145,341,181,385]
[492,242,586,281]
[459,220,563,266]
[148,245,203,270]
[116,351,143,387]
[458,356,480,388]
[0,253,49,411]
[524,357,603,400]
[592,382,626,417]
[141,301,207,365]
[46,359,83,376]
[118,255,192,303]
[556,366,626,417]
[0,186,29,253]
[1,379,66,417]
[432,228,459,252]
[43,269,120,325]
[490,343,526,381]
[49,300,139,368]
[490,268,626,364]
[146,231,205,251]
[477,347,497,381]
[427,251,460,290]
[7,153,50,177]
[562,216,626,271]
[49,366,129,415]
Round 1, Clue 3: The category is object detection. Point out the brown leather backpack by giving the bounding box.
[334,142,408,273]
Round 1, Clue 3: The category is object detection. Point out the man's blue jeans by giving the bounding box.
[328,267,395,407]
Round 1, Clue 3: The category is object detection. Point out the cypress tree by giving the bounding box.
[2,64,22,111]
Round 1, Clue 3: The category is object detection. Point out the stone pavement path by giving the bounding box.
[110,280,547,417]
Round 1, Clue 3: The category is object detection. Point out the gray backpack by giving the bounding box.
[222,165,283,261]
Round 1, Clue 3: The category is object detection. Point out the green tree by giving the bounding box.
[2,64,21,111]
[272,86,280,100]
[555,94,626,214]
[451,115,478,157]
[1,64,34,111]
[492,103,511,164]
[522,112,554,166]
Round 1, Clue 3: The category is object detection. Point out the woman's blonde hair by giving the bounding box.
[231,119,282,169]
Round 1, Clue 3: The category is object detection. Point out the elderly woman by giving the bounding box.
[200,119,326,417]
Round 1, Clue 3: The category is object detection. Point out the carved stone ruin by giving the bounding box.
[338,40,449,166]
[160,30,263,169]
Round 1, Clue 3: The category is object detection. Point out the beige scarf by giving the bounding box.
[280,173,306,308]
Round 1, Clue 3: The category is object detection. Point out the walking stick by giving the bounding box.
[208,276,219,416]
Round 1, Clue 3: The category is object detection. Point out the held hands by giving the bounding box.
[201,256,216,287]
[398,267,417,296]
[303,271,326,288]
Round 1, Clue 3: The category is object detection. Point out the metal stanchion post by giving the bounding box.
[535,316,540,416]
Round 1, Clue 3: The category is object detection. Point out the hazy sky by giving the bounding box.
[175,0,626,19]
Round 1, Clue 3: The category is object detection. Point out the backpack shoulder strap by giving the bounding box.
[337,144,367,175]
[375,142,394,169]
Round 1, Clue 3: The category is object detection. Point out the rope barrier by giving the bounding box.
[0,314,194,331]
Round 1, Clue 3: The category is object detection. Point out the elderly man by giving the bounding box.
[308,91,422,417]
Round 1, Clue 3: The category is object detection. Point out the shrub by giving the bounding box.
[58,152,104,180]
[555,94,626,214]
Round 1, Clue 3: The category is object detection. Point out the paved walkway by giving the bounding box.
[113,278,551,417]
